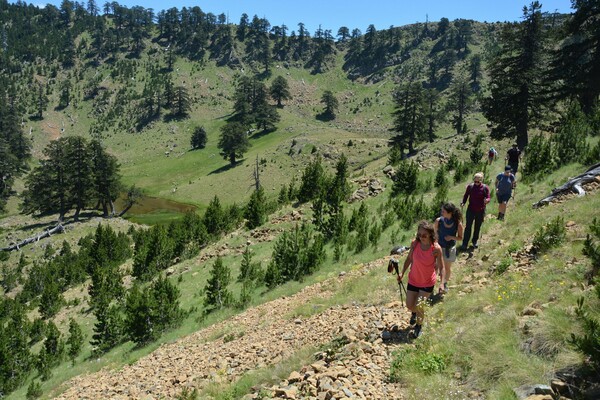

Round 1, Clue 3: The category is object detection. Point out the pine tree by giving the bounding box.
[203,195,225,237]
[190,126,207,149]
[320,90,339,118]
[21,139,70,221]
[483,1,548,148]
[245,186,267,229]
[89,140,122,217]
[0,305,33,394]
[65,136,94,221]
[392,160,419,196]
[171,85,191,117]
[204,257,232,310]
[297,155,326,203]
[43,321,64,367]
[549,0,600,114]
[269,76,291,107]
[217,121,250,166]
[39,280,63,319]
[66,318,84,365]
[238,245,260,283]
[91,302,123,355]
[448,68,473,134]
[391,81,427,154]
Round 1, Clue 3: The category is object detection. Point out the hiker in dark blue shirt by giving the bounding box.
[495,166,516,221]
[506,144,522,175]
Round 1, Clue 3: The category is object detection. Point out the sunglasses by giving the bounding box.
[418,232,430,239]
[474,180,482,184]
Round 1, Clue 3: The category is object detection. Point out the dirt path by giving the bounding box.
[55,258,410,399]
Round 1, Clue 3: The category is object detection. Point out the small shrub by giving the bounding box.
[176,387,199,400]
[570,289,600,369]
[532,216,566,253]
[388,145,402,166]
[585,141,600,166]
[496,257,513,275]
[446,153,459,171]
[26,381,43,399]
[392,160,419,196]
[469,146,483,165]
[223,333,236,343]
[522,134,556,181]
[507,241,522,254]
[369,222,382,247]
[390,348,448,382]
[553,103,590,164]
[434,165,447,188]
[583,218,600,278]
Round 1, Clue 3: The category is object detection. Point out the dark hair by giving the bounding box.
[442,202,462,226]
[416,220,436,243]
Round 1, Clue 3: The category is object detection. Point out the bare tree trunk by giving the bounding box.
[533,163,600,208]
[1,224,65,251]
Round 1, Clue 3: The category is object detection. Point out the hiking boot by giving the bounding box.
[443,282,449,293]
[472,243,479,249]
[409,312,417,325]
[411,324,422,339]
[458,245,468,252]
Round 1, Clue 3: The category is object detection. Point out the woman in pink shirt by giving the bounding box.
[398,220,445,338]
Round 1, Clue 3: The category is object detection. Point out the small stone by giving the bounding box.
[288,371,303,383]
[550,379,568,396]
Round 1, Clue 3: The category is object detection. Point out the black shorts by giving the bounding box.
[407,283,435,293]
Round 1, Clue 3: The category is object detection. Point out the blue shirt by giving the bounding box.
[496,173,515,196]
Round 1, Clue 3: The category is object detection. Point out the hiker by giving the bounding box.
[397,220,445,338]
[487,147,498,164]
[506,143,522,175]
[434,203,463,293]
[460,172,490,250]
[495,165,516,221]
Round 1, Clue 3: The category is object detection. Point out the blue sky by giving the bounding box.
[37,0,573,33]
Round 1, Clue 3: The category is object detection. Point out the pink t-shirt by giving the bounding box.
[408,241,437,288]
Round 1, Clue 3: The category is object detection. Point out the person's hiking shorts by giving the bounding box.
[407,283,435,293]
[496,192,511,204]
[441,245,457,262]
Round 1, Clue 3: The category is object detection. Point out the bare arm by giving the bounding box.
[433,244,445,284]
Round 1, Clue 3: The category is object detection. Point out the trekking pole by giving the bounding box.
[390,257,406,306]
[398,280,407,306]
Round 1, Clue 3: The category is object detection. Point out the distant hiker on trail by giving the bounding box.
[434,203,463,293]
[459,172,490,251]
[397,221,445,339]
[495,166,516,221]
[488,147,498,164]
[506,143,522,175]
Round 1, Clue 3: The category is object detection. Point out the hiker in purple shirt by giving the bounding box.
[459,172,490,251]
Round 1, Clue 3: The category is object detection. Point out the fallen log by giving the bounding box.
[1,223,65,252]
[533,163,600,209]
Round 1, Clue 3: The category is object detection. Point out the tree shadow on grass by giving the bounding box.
[250,128,276,140]
[208,160,244,175]
[316,112,335,122]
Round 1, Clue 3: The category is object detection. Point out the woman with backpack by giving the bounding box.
[397,220,445,338]
[487,147,498,164]
[434,203,463,293]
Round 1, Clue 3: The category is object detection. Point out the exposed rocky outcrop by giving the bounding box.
[349,177,385,202]
[55,258,412,399]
